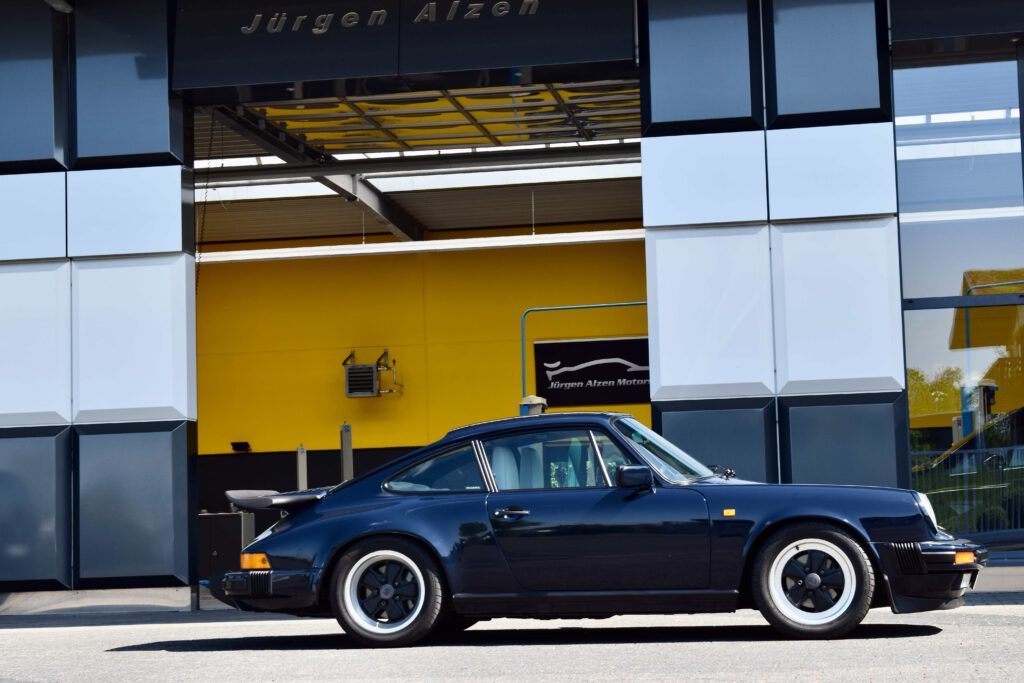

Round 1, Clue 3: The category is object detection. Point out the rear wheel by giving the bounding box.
[751,523,874,639]
[330,538,444,647]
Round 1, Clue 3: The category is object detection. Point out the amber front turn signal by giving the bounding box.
[954,551,976,565]
[240,552,271,570]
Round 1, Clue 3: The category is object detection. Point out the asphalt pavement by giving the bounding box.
[0,584,1021,683]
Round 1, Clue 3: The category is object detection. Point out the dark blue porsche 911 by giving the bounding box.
[211,412,987,647]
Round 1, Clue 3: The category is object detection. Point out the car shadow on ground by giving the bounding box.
[109,623,941,653]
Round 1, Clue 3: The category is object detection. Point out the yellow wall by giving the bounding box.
[197,241,649,454]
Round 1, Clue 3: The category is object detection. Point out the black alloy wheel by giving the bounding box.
[331,537,444,647]
[751,522,875,639]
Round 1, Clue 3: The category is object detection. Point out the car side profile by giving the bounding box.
[210,412,987,647]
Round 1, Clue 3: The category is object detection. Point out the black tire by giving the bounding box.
[751,523,874,639]
[330,537,444,647]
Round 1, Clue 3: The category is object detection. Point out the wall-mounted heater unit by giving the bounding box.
[343,350,400,398]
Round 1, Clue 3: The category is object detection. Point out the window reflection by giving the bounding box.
[895,60,1024,298]
[906,306,1024,541]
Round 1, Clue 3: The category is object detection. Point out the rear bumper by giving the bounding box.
[209,569,320,614]
[874,539,988,614]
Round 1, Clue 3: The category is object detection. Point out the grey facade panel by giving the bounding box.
[763,0,891,127]
[641,0,762,135]
[654,398,779,483]
[0,1,67,172]
[72,0,185,167]
[0,427,71,590]
[779,393,909,488]
[75,422,192,586]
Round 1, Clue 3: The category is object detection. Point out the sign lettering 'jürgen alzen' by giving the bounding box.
[241,0,539,35]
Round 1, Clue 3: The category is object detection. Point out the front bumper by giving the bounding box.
[874,539,988,614]
[209,569,321,614]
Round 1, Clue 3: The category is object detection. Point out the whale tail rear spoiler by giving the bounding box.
[225,488,327,515]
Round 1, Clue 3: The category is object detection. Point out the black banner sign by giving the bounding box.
[173,0,635,90]
[534,338,650,408]
[174,0,401,89]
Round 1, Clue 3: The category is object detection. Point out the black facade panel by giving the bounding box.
[779,393,909,488]
[72,0,185,168]
[0,3,68,172]
[0,426,71,591]
[399,0,634,75]
[653,398,779,483]
[74,422,193,588]
[891,0,1024,42]
[174,0,401,90]
[763,0,892,128]
[640,0,763,136]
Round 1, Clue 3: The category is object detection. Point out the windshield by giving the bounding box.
[613,417,713,483]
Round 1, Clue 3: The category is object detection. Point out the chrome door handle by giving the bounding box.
[494,507,530,519]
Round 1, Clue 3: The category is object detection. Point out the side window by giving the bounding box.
[481,429,607,491]
[385,445,485,493]
[592,431,634,483]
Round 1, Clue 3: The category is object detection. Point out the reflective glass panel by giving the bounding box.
[895,60,1024,298]
[771,0,881,116]
[906,306,1024,541]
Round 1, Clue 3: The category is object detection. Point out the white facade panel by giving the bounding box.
[67,166,186,257]
[642,132,768,227]
[771,217,905,394]
[0,172,66,261]
[646,225,775,400]
[0,261,71,426]
[766,123,897,221]
[72,254,196,422]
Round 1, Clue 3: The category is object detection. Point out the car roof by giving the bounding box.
[441,411,629,443]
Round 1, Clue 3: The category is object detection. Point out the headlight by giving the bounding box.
[914,491,939,532]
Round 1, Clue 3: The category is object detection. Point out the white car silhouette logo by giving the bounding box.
[544,358,649,381]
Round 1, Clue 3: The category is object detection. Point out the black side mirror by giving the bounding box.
[617,464,653,489]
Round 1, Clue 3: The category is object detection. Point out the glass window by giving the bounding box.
[592,431,634,483]
[895,60,1024,298]
[612,417,713,483]
[647,0,757,126]
[769,0,882,117]
[905,306,1024,536]
[481,430,607,491]
[385,445,485,493]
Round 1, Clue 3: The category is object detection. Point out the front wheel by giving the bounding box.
[751,523,874,639]
[330,538,444,647]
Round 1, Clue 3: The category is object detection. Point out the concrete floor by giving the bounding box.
[0,586,1020,682]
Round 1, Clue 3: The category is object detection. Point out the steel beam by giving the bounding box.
[208,105,424,241]
[199,143,641,184]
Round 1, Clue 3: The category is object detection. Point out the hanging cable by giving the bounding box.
[531,189,536,236]
[195,108,219,293]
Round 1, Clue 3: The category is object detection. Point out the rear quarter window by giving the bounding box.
[385,445,486,493]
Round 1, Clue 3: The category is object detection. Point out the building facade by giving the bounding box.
[0,0,1022,599]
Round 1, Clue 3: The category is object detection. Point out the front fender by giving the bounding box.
[699,484,930,595]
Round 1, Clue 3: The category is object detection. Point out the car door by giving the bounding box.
[480,427,710,592]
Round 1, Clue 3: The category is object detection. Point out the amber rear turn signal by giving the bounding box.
[954,551,976,565]
[240,552,271,570]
